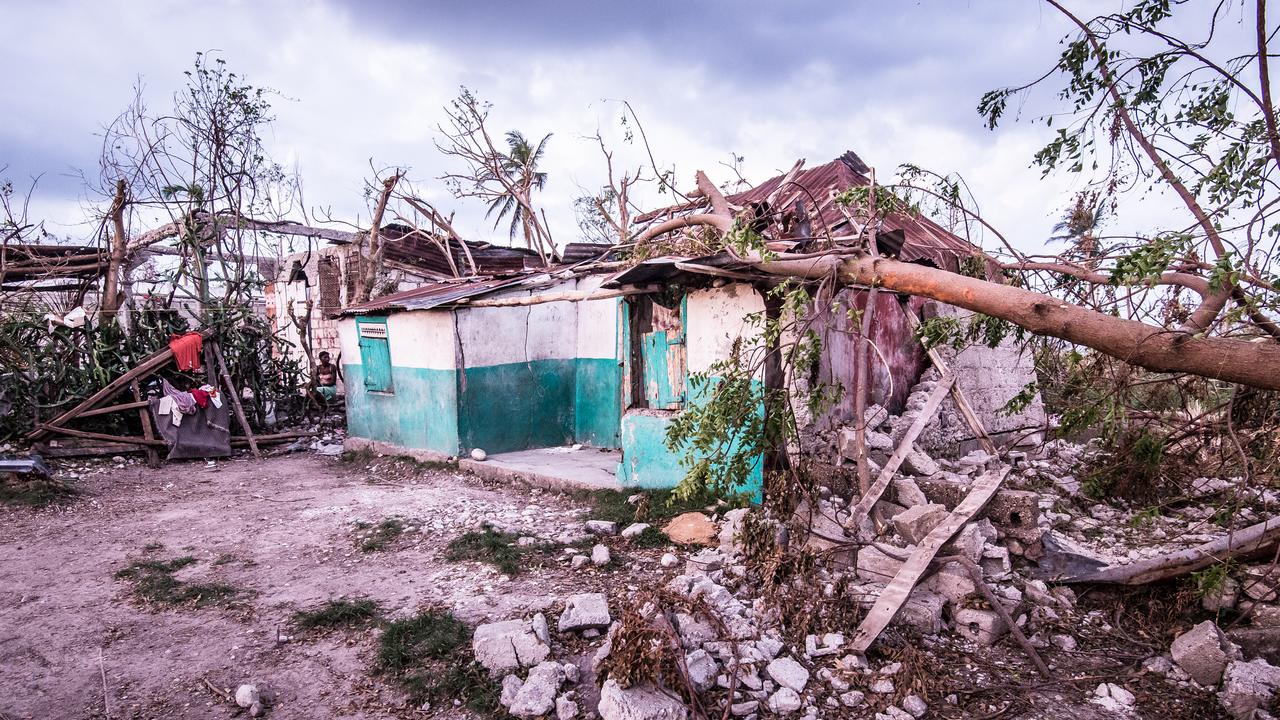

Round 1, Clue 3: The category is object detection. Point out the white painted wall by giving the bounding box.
[338,310,457,371]
[454,279,580,367]
[575,274,620,361]
[685,284,766,376]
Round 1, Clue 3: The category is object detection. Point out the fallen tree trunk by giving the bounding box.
[757,254,1280,391]
[1049,516,1280,585]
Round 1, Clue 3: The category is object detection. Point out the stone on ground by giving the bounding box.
[953,607,1007,646]
[597,678,689,720]
[1219,658,1280,719]
[473,618,551,676]
[508,661,563,718]
[586,520,619,535]
[235,684,259,708]
[558,593,612,632]
[621,522,650,538]
[592,544,612,565]
[766,687,803,714]
[663,512,719,546]
[1171,620,1235,686]
[765,656,810,692]
[891,503,948,544]
[556,694,579,720]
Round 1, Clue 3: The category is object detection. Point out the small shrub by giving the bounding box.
[445,527,524,575]
[374,609,498,712]
[294,598,382,632]
[358,517,406,552]
[631,526,670,549]
[115,556,240,608]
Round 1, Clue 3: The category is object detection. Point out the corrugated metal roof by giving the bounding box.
[634,152,978,271]
[338,276,532,315]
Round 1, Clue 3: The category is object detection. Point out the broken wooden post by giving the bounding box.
[130,379,160,468]
[949,554,1052,678]
[211,341,261,459]
[849,465,1011,654]
[847,375,955,527]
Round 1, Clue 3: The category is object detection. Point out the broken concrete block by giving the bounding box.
[1172,620,1235,686]
[592,544,611,566]
[902,448,940,476]
[953,607,1007,646]
[684,648,718,690]
[892,477,928,508]
[899,589,946,635]
[597,679,689,720]
[980,544,1012,577]
[856,545,904,583]
[718,507,750,555]
[508,661,564,718]
[1090,682,1135,714]
[1203,577,1241,613]
[501,674,525,707]
[585,520,619,535]
[922,561,976,604]
[765,656,810,692]
[473,619,551,676]
[1244,566,1280,602]
[663,512,718,546]
[674,612,717,648]
[766,687,802,714]
[804,632,844,658]
[558,593,611,633]
[1220,658,1280,719]
[892,503,948,544]
[621,522,650,538]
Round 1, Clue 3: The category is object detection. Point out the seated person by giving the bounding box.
[314,351,342,402]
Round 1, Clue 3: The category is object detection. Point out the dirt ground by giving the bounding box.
[0,453,635,720]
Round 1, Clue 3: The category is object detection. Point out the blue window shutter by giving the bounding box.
[357,319,394,393]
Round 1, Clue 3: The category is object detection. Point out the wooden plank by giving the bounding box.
[849,465,1011,654]
[37,424,167,447]
[131,379,161,468]
[76,400,149,419]
[211,342,260,458]
[903,310,998,456]
[846,375,955,526]
[38,443,148,458]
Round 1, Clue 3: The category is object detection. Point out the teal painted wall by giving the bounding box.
[457,359,577,455]
[344,363,460,454]
[574,357,623,448]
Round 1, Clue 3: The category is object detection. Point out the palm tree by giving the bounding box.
[486,130,551,249]
[1051,190,1109,268]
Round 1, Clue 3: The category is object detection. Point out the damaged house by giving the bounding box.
[335,153,1046,492]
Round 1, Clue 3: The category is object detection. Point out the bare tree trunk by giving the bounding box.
[100,179,128,320]
[355,172,402,304]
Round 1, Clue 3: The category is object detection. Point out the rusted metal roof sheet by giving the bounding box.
[338,275,532,315]
[634,152,978,271]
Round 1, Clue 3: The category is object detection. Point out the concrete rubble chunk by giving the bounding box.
[508,661,564,718]
[766,687,803,714]
[902,448,941,477]
[766,656,810,692]
[663,512,719,546]
[902,694,928,718]
[592,544,612,566]
[892,477,929,508]
[718,508,751,556]
[235,684,259,708]
[1090,682,1136,714]
[556,694,579,720]
[559,593,612,632]
[1220,658,1280,719]
[621,522,651,538]
[597,678,689,720]
[473,618,551,676]
[586,520,619,535]
[892,503,948,544]
[500,674,525,708]
[953,607,1007,646]
[1172,620,1235,686]
[660,553,679,568]
[923,561,976,604]
[856,545,904,583]
[685,648,719,689]
[840,690,866,707]
[804,632,844,658]
[1244,566,1280,602]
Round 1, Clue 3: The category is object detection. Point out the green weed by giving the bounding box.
[294,598,382,632]
[114,555,241,608]
[358,517,406,552]
[373,609,498,713]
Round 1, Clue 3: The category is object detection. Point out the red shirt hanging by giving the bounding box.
[169,332,204,372]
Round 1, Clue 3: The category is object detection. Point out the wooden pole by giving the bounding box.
[37,424,167,447]
[131,379,161,468]
[76,400,150,419]
[211,341,260,458]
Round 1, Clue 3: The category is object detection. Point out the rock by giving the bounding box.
[1220,658,1280,719]
[892,477,928,508]
[922,561,976,603]
[235,684,259,708]
[558,593,612,632]
[902,695,928,718]
[501,674,525,707]
[729,700,759,716]
[508,662,563,718]
[1051,634,1078,652]
[1244,567,1280,602]
[473,619,551,676]
[556,694,580,720]
[674,612,717,648]
[660,553,679,568]
[1203,577,1241,612]
[1172,620,1235,686]
[592,544,612,566]
[532,613,550,645]
[470,448,487,461]
[586,520,619,536]
[899,589,945,635]
[840,690,866,707]
[766,687,803,714]
[766,656,810,692]
[856,545,904,583]
[685,648,718,689]
[597,679,689,720]
[902,448,940,476]
[563,662,580,684]
[953,607,1007,646]
[719,508,751,555]
[663,512,719,546]
[622,523,651,538]
[870,677,895,694]
[892,503,948,544]
[571,554,590,568]
[1090,683,1135,714]
[804,632,843,658]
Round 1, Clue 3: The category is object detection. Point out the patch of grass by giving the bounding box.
[631,526,670,548]
[294,598,382,632]
[114,555,241,608]
[445,527,524,575]
[0,479,77,507]
[373,609,499,713]
[358,517,406,552]
[341,447,376,464]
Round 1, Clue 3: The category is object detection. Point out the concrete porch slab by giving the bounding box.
[459,446,623,491]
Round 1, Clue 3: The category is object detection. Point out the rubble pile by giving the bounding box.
[461,377,1280,718]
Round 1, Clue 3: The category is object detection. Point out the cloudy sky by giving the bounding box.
[0,1,1183,255]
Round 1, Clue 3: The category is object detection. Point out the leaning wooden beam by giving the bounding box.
[36,424,167,447]
[946,554,1052,678]
[902,309,999,456]
[76,400,150,419]
[131,379,161,468]
[211,341,260,459]
[846,375,956,526]
[460,285,659,308]
[849,465,1011,654]
[1052,515,1280,585]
